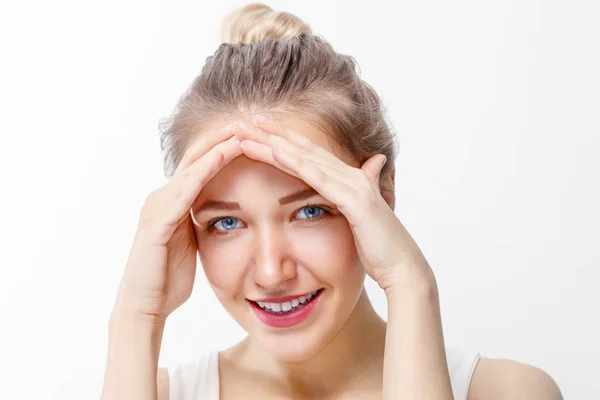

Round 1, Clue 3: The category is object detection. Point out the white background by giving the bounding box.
[0,0,598,398]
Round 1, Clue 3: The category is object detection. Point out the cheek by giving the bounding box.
[293,221,361,277]
[196,234,248,292]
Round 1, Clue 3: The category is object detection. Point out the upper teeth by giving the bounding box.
[257,290,319,311]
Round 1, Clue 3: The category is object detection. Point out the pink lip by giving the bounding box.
[248,289,324,328]
[250,290,319,303]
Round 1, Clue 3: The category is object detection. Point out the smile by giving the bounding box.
[256,289,320,314]
[248,289,324,328]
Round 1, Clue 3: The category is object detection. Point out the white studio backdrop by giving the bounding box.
[0,0,598,398]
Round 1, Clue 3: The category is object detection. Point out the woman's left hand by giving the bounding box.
[231,116,436,293]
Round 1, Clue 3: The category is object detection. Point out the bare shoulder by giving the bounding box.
[158,367,170,400]
[467,357,563,400]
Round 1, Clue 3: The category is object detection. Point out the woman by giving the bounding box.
[101,3,562,399]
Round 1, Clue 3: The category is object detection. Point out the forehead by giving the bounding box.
[201,115,358,167]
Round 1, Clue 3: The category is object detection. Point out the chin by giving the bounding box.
[246,296,353,362]
[254,324,336,362]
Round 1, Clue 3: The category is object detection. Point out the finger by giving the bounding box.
[173,123,235,175]
[233,120,343,170]
[164,136,242,227]
[240,139,350,183]
[252,115,333,160]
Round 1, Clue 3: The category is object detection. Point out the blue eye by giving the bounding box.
[296,205,324,220]
[207,204,331,236]
[212,217,243,232]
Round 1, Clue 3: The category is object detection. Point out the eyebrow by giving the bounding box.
[194,188,319,214]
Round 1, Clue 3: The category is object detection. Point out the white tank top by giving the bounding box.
[168,347,481,400]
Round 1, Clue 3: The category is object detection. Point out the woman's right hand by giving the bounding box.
[112,124,242,321]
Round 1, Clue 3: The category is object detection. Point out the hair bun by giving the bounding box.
[221,2,312,44]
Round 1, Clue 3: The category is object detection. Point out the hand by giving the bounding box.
[113,125,243,320]
[232,116,435,292]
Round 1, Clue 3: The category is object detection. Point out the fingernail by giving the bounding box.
[254,114,272,125]
[380,155,387,168]
[236,121,250,130]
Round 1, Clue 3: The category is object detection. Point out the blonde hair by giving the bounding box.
[159,2,397,193]
[220,3,312,44]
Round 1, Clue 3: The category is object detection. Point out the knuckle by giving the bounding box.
[181,167,192,179]
[304,138,317,150]
[140,192,160,217]
[213,149,225,162]
[296,156,307,169]
[141,184,171,218]
[143,188,162,209]
[297,148,310,158]
[316,169,329,186]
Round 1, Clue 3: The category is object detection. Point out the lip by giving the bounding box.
[250,290,319,303]
[248,289,324,328]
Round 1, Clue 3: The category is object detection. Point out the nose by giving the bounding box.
[250,226,297,290]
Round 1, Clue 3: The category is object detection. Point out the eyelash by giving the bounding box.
[204,203,334,236]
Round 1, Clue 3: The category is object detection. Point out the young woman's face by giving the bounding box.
[190,117,366,361]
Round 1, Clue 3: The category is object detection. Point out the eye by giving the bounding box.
[295,205,325,220]
[211,217,244,232]
[205,204,333,236]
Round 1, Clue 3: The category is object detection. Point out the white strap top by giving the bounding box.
[169,347,480,400]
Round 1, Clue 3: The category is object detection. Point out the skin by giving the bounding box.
[172,114,562,399]
[189,115,391,398]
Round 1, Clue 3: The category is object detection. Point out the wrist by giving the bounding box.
[109,306,167,332]
[108,308,166,359]
[382,272,439,301]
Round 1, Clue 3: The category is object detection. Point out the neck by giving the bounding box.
[242,288,387,397]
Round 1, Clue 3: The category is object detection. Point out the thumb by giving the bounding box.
[361,154,387,183]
